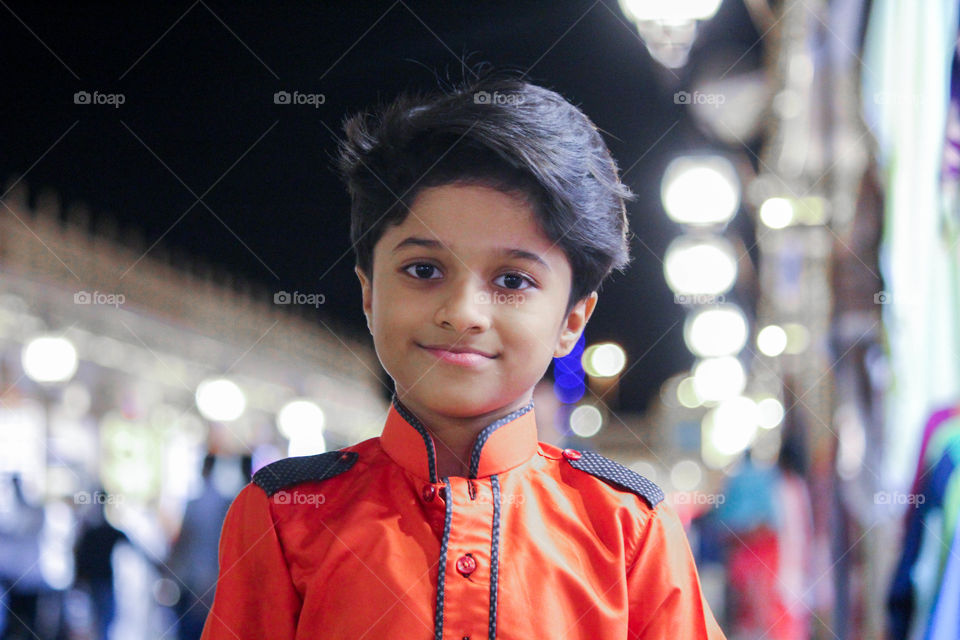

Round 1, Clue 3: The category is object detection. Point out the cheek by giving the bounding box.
[372,288,419,346]
[500,313,563,360]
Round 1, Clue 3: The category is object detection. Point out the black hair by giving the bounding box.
[202,453,216,479]
[337,72,634,312]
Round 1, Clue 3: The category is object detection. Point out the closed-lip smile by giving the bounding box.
[419,343,497,359]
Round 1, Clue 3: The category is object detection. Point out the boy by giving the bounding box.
[200,74,725,639]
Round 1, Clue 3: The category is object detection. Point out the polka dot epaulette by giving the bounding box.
[565,449,665,508]
[252,450,358,497]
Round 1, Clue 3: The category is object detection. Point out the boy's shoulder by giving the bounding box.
[251,445,366,497]
[538,442,665,510]
[248,440,665,510]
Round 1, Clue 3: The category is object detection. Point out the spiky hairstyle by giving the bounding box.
[337,73,634,310]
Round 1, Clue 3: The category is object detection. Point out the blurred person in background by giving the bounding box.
[716,422,814,640]
[0,474,46,640]
[72,493,128,640]
[166,454,245,640]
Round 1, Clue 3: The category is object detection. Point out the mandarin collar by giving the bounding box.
[380,395,537,482]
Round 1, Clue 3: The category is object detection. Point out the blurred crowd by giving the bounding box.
[0,454,244,640]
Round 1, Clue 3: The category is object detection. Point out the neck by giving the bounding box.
[396,393,532,479]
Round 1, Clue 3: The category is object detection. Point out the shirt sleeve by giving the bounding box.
[627,500,726,639]
[200,483,302,640]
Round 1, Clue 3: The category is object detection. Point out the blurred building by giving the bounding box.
[0,180,386,638]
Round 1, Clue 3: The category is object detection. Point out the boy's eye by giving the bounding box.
[494,272,533,290]
[404,263,442,279]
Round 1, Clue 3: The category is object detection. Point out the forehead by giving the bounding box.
[378,183,562,259]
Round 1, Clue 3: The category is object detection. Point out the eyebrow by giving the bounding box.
[392,236,551,271]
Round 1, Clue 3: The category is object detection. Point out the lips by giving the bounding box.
[419,344,496,358]
[418,343,497,367]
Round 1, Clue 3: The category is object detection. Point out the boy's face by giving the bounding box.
[356,183,597,421]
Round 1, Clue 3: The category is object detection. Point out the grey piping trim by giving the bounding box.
[566,450,665,508]
[252,450,357,497]
[393,395,439,483]
[468,401,534,478]
[488,474,501,640]
[434,476,453,639]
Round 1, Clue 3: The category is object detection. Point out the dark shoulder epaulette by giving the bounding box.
[252,450,358,497]
[566,450,664,509]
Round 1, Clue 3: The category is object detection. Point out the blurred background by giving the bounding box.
[0,0,957,638]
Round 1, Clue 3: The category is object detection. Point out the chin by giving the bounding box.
[402,387,509,419]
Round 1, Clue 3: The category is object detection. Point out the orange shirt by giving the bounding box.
[201,398,726,639]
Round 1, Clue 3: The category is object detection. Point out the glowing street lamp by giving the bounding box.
[664,235,738,297]
[684,304,748,357]
[759,197,794,229]
[582,343,627,378]
[703,395,760,456]
[569,404,603,438]
[661,156,740,227]
[756,396,785,429]
[618,0,724,68]
[277,399,326,456]
[195,378,246,422]
[692,356,746,404]
[757,324,788,356]
[22,336,78,384]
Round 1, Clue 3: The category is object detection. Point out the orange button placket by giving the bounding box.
[439,475,496,639]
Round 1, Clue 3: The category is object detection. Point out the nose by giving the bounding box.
[433,275,491,333]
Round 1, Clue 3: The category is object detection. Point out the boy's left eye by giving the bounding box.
[494,272,533,290]
[403,263,534,290]
[404,263,442,279]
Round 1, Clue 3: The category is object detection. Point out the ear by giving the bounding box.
[355,266,373,333]
[554,291,598,358]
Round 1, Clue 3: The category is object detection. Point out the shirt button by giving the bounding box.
[456,554,477,576]
[562,448,582,460]
[421,484,436,502]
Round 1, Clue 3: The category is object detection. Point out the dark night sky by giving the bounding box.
[0,1,762,412]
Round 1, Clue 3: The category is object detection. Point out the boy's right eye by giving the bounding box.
[403,263,442,279]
